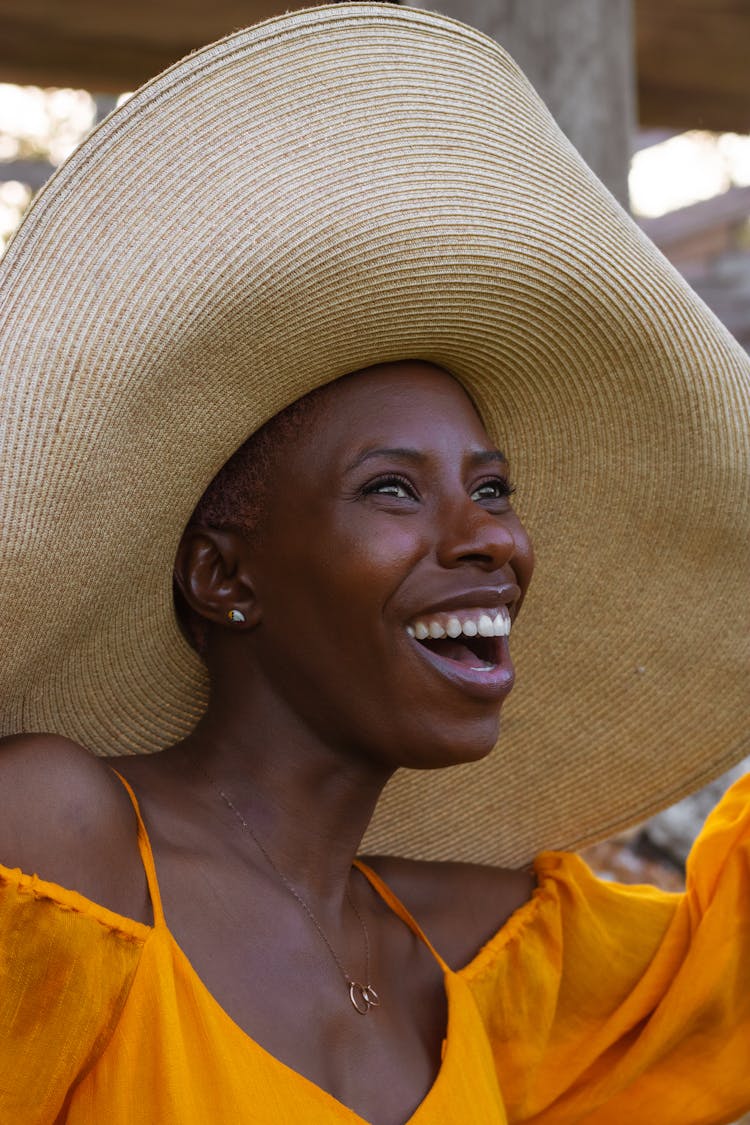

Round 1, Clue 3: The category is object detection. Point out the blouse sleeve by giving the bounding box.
[0,864,148,1124]
[464,772,750,1125]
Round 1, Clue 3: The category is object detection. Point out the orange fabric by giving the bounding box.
[0,773,748,1125]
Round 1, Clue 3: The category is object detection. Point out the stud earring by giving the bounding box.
[227,609,246,623]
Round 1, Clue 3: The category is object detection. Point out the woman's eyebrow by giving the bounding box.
[345,447,426,473]
[469,449,508,467]
[345,447,507,473]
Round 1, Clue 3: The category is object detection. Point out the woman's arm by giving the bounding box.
[467,773,750,1123]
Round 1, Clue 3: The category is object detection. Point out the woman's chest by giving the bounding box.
[93,926,507,1125]
[151,850,451,1125]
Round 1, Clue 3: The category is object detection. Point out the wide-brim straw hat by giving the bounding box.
[1,3,748,867]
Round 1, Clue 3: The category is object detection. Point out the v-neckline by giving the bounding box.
[162,924,457,1125]
[115,768,455,1125]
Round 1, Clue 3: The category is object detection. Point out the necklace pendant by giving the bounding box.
[348,981,380,1015]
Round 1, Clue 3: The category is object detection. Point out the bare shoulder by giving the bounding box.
[361,852,536,971]
[0,733,150,923]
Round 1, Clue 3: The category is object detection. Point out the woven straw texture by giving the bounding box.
[0,4,748,866]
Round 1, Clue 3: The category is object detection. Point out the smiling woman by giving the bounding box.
[174,363,532,776]
[0,5,749,1125]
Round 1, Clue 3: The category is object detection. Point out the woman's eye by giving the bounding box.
[364,475,417,500]
[471,478,515,502]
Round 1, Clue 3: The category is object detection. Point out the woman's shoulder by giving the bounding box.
[0,732,150,923]
[360,851,535,971]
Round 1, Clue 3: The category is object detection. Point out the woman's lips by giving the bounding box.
[406,629,515,700]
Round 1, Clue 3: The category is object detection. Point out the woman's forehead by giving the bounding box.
[313,361,487,434]
[267,363,496,484]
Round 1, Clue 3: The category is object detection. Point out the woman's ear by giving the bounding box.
[173,526,259,630]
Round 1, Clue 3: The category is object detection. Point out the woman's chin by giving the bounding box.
[399,716,503,771]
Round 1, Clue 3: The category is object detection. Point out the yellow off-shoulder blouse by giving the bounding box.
[0,772,749,1124]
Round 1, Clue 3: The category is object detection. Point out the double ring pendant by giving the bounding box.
[348,981,380,1015]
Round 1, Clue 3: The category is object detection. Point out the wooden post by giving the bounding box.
[405,0,635,208]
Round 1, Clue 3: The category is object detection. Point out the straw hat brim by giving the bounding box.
[1,3,748,865]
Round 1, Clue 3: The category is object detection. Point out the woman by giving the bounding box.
[0,5,748,1124]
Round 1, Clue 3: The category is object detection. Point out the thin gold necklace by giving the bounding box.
[196,763,380,1015]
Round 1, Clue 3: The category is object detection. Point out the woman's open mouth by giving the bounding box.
[418,632,500,669]
[405,606,514,697]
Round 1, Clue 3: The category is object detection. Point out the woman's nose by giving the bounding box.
[435,498,518,571]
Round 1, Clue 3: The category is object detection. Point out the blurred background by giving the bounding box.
[1,0,748,892]
[2,0,750,354]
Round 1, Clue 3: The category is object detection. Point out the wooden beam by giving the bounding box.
[636,0,750,133]
[0,0,748,136]
[0,0,326,92]
[637,185,750,255]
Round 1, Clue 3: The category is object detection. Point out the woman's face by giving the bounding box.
[243,361,534,771]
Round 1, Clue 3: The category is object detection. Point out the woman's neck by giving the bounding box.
[162,694,393,907]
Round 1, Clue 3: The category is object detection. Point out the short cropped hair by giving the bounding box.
[174,383,329,655]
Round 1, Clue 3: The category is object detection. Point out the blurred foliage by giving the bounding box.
[0,85,95,251]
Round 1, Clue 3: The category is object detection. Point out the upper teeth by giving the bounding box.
[407,606,511,640]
